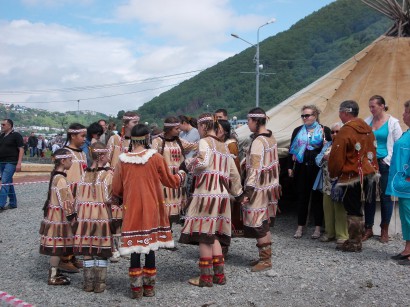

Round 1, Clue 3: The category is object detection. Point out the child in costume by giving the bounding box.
[74,142,113,293]
[112,124,186,299]
[39,148,76,285]
[179,113,243,287]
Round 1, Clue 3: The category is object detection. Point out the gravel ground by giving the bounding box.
[1,183,409,307]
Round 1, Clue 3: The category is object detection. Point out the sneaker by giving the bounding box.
[110,251,121,263]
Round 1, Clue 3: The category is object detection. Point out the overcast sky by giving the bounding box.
[0,0,335,116]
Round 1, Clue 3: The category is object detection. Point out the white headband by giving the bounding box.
[163,122,180,127]
[54,154,73,159]
[123,116,140,121]
[92,148,109,153]
[67,128,86,133]
[197,117,213,124]
[247,113,266,118]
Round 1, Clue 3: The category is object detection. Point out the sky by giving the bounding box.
[0,0,335,116]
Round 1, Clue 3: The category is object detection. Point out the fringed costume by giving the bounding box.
[179,136,243,247]
[152,136,197,223]
[112,149,186,255]
[63,146,87,197]
[39,172,76,256]
[243,131,281,238]
[107,134,130,230]
[74,167,114,258]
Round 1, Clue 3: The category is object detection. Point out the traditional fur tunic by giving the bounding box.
[63,146,87,197]
[243,131,280,238]
[73,168,113,258]
[39,173,76,256]
[152,136,197,222]
[106,134,130,229]
[179,136,243,246]
[112,149,185,255]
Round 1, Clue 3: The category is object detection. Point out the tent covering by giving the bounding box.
[236,35,410,157]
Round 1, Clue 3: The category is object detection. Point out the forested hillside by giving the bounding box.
[137,0,389,123]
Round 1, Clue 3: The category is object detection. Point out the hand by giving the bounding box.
[241,196,249,205]
[323,154,329,161]
[16,163,22,172]
[288,169,294,178]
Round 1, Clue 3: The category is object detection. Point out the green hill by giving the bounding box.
[136,0,389,123]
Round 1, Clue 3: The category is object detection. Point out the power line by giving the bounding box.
[0,83,180,104]
[0,70,203,95]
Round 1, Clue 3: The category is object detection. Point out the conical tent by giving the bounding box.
[236,35,410,156]
[237,0,410,156]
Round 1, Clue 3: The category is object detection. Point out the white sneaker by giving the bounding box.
[109,251,121,263]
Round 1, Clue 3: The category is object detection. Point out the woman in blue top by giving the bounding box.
[386,100,410,264]
[364,95,402,243]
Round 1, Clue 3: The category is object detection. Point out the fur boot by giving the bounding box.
[142,267,156,297]
[212,255,226,285]
[341,215,363,252]
[251,242,272,272]
[83,260,95,292]
[94,259,108,293]
[188,257,213,287]
[129,267,143,299]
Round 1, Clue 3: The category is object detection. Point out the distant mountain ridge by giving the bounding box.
[136,0,389,124]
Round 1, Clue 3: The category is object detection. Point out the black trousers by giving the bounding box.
[342,180,371,217]
[295,162,323,226]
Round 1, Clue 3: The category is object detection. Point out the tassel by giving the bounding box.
[209,198,216,214]
[199,197,205,213]
[213,154,216,170]
[259,171,264,185]
[214,174,218,190]
[208,220,214,235]
[219,155,222,171]
[199,219,203,234]
[204,197,211,213]
[87,186,91,199]
[163,188,168,198]
[177,187,181,198]
[208,175,213,192]
[206,174,209,190]
[218,218,223,233]
[189,220,194,235]
[219,177,224,193]
[172,188,176,199]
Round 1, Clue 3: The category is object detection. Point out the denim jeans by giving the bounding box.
[364,160,393,227]
[0,162,17,208]
[30,147,38,157]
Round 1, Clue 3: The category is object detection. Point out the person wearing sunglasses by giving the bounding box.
[314,123,348,249]
[0,119,24,211]
[363,95,402,243]
[288,105,332,239]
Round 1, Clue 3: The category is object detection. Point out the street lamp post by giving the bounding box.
[231,19,276,108]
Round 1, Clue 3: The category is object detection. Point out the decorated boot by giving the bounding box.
[58,256,80,273]
[212,255,226,285]
[251,242,272,272]
[48,267,70,286]
[341,215,363,252]
[129,267,143,299]
[188,257,213,287]
[83,259,95,292]
[142,267,156,297]
[94,259,108,293]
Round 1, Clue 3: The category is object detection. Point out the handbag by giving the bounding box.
[392,164,410,195]
[313,168,323,191]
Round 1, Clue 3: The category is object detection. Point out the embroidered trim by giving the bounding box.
[54,154,73,159]
[163,122,180,127]
[247,113,266,118]
[197,117,213,123]
[123,115,140,120]
[67,128,86,133]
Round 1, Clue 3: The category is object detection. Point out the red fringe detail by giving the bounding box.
[208,220,214,235]
[199,219,203,234]
[218,218,223,233]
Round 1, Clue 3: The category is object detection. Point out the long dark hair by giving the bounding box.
[218,119,231,141]
[248,107,266,135]
[42,148,71,217]
[161,116,185,159]
[197,112,220,137]
[64,123,86,146]
[128,124,151,151]
[178,115,197,129]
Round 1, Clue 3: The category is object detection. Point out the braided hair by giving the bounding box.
[248,107,267,135]
[128,124,151,151]
[160,116,185,158]
[42,148,71,217]
[197,112,220,136]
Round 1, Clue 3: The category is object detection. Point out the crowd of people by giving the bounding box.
[0,95,409,300]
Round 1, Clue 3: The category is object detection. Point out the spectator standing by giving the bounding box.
[98,119,109,144]
[329,100,378,252]
[37,135,46,157]
[178,115,200,159]
[0,119,24,211]
[81,122,103,167]
[28,132,38,157]
[363,95,402,242]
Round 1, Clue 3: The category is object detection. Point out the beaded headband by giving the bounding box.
[92,148,109,153]
[247,113,266,118]
[163,122,180,127]
[123,116,140,121]
[54,154,73,159]
[339,107,354,113]
[67,128,86,133]
[131,134,150,141]
[197,116,213,124]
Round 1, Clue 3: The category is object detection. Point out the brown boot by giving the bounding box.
[83,260,95,292]
[251,243,272,272]
[72,256,83,269]
[188,257,213,287]
[142,267,156,297]
[129,267,143,299]
[380,224,389,243]
[362,227,373,241]
[48,267,70,286]
[212,255,226,285]
[58,256,80,273]
[341,216,363,252]
[94,259,108,293]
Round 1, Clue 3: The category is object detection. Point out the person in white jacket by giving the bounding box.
[363,95,402,243]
